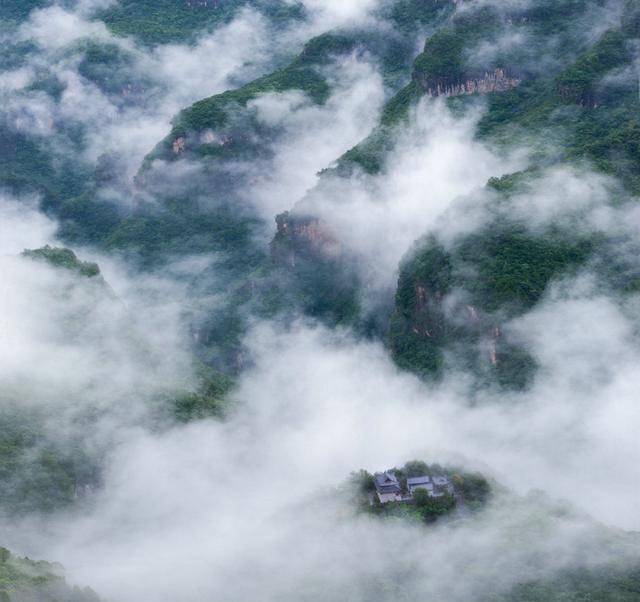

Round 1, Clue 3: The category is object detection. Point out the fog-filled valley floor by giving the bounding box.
[1,0,640,601]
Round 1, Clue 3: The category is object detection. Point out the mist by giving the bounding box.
[1,0,639,601]
[3,316,639,601]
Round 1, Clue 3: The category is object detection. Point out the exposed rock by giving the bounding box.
[417,68,520,98]
[271,212,341,267]
[488,326,501,366]
[172,137,186,154]
[184,0,220,7]
[556,84,600,108]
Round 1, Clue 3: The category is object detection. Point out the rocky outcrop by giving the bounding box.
[556,84,600,108]
[416,68,520,98]
[269,211,361,325]
[184,0,220,7]
[391,278,517,382]
[271,212,341,267]
[172,136,186,155]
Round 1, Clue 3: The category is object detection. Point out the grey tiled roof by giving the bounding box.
[432,475,450,485]
[374,472,401,494]
[407,476,431,486]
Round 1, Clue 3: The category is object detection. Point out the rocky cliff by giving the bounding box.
[271,212,341,267]
[389,217,595,389]
[416,67,520,98]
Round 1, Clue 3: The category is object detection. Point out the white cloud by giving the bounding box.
[1,3,639,601]
[0,193,57,255]
[5,319,638,601]
[290,0,381,29]
[243,54,386,218]
[18,6,112,51]
[299,99,524,292]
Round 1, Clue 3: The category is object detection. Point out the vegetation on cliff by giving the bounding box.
[0,546,100,602]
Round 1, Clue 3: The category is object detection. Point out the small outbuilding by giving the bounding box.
[407,475,434,496]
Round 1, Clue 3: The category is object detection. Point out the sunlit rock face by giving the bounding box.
[416,68,521,98]
[271,211,341,267]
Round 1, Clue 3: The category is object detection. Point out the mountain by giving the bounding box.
[1,1,639,600]
[269,0,640,387]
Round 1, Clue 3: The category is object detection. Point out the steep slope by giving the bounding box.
[337,0,635,175]
[389,177,596,387]
[143,32,363,166]
[0,246,231,516]
[0,547,100,602]
[271,0,640,387]
[388,2,640,386]
[81,1,304,46]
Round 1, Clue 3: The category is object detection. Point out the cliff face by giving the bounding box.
[389,224,596,388]
[391,280,510,377]
[390,272,510,382]
[270,211,361,325]
[415,68,521,98]
[184,0,220,7]
[271,211,341,267]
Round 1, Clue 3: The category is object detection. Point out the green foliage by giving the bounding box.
[171,366,233,422]
[476,23,640,192]
[380,80,422,126]
[389,221,592,385]
[291,32,359,68]
[0,407,96,515]
[412,487,455,522]
[519,0,609,35]
[487,170,538,195]
[0,129,55,200]
[388,237,452,377]
[502,565,640,602]
[624,0,640,36]
[57,194,123,245]
[105,200,263,268]
[0,123,92,215]
[411,4,503,86]
[22,246,101,278]
[556,29,630,105]
[157,31,359,156]
[0,546,100,602]
[0,0,46,23]
[348,469,375,495]
[99,0,304,45]
[97,0,249,45]
[413,28,465,85]
[456,471,491,510]
[386,0,453,33]
[457,228,592,313]
[270,214,362,326]
[74,40,141,97]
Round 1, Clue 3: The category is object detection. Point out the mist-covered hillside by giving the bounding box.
[0,1,639,601]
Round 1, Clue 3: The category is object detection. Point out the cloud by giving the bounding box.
[0,191,195,414]
[6,5,292,186]
[3,319,638,601]
[240,53,386,219]
[18,6,112,51]
[296,99,524,293]
[1,2,639,601]
[290,0,381,30]
[0,193,57,255]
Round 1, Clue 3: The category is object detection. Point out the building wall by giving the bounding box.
[377,491,401,504]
